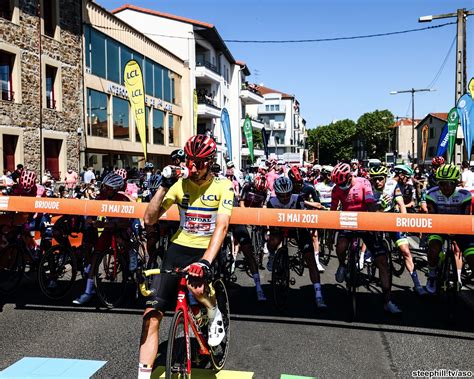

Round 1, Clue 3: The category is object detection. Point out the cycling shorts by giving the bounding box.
[337,230,387,257]
[388,232,408,247]
[146,243,206,311]
[231,224,251,245]
[427,234,474,257]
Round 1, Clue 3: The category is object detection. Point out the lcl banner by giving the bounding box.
[124,60,147,160]
[1,196,473,235]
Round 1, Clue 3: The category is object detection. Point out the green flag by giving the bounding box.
[447,107,459,163]
[243,116,254,163]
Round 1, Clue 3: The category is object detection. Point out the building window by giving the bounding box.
[265,105,269,111]
[145,60,153,96]
[91,29,106,78]
[163,69,171,102]
[120,46,132,83]
[0,1,13,21]
[106,39,120,84]
[152,109,164,145]
[168,114,175,145]
[275,104,280,111]
[43,0,57,38]
[154,64,163,99]
[45,65,57,109]
[0,51,14,101]
[3,134,18,171]
[136,106,149,144]
[87,89,108,137]
[44,138,62,180]
[429,127,435,139]
[112,96,129,140]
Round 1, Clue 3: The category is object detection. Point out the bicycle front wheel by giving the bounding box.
[166,309,191,378]
[0,243,24,294]
[389,241,405,277]
[94,248,128,308]
[38,245,77,299]
[210,278,230,371]
[272,247,290,311]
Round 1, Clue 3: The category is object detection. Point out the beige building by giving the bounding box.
[0,0,83,179]
[83,1,191,171]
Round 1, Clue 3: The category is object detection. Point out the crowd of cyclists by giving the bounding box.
[1,135,473,378]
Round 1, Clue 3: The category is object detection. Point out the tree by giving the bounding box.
[307,119,356,163]
[356,109,394,160]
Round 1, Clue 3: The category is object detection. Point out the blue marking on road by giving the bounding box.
[0,357,106,378]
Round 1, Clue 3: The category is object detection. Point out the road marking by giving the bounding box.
[281,375,316,379]
[0,357,106,378]
[152,366,254,378]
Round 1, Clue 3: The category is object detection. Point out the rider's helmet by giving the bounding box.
[254,174,267,192]
[20,170,37,192]
[115,168,128,180]
[321,165,334,176]
[431,156,445,168]
[101,172,124,191]
[350,158,359,165]
[393,164,414,177]
[331,162,351,185]
[211,163,221,175]
[435,163,460,182]
[171,149,185,163]
[184,134,217,162]
[369,165,389,177]
[274,176,293,195]
[288,166,303,184]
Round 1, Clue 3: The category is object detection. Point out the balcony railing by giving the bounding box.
[196,59,220,74]
[1,89,14,102]
[198,97,220,109]
[241,82,262,96]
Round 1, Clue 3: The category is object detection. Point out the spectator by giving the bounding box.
[80,166,87,182]
[461,160,474,189]
[64,168,79,191]
[84,167,96,184]
[42,169,52,185]
[10,164,23,183]
[0,169,14,187]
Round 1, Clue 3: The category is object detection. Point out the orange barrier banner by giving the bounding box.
[0,196,473,234]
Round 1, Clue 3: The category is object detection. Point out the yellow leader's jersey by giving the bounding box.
[162,176,234,249]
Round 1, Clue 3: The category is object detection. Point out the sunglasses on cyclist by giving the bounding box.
[438,180,456,187]
[185,159,210,170]
[372,176,386,182]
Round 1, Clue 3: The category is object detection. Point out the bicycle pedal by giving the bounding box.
[290,277,296,286]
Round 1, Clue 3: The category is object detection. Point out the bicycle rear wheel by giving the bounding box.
[347,246,358,320]
[38,245,77,299]
[389,241,405,277]
[210,279,230,371]
[94,248,128,308]
[438,248,459,320]
[272,247,290,311]
[166,309,191,378]
[0,243,24,294]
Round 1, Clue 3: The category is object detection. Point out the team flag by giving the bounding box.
[421,124,429,162]
[221,108,232,160]
[435,123,448,157]
[243,116,254,163]
[456,93,474,161]
[124,60,147,160]
[261,127,269,158]
[447,107,459,163]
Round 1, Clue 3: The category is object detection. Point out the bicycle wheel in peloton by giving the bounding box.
[210,278,230,371]
[438,248,459,320]
[388,239,405,277]
[38,245,78,299]
[0,243,24,294]
[319,234,331,266]
[347,245,358,320]
[272,246,290,311]
[94,248,128,308]
[166,309,191,378]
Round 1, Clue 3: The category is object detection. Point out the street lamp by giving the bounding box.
[389,88,435,163]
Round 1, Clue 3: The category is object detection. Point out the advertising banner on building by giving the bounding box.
[193,89,198,134]
[123,60,147,160]
[447,107,459,163]
[436,123,448,157]
[261,127,269,159]
[456,93,474,161]
[421,124,429,162]
[243,116,254,163]
[221,108,232,160]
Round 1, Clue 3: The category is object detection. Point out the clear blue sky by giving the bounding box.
[98,0,473,128]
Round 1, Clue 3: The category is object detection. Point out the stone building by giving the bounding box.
[0,0,83,179]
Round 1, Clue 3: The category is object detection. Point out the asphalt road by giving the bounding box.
[1,247,473,378]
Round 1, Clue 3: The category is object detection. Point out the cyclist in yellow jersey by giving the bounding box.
[138,135,234,379]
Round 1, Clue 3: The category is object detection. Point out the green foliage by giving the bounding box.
[307,119,356,163]
[356,109,394,160]
[252,128,263,149]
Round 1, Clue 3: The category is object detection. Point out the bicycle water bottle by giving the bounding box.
[162,165,189,179]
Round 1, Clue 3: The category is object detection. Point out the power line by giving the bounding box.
[91,21,456,44]
[426,34,456,89]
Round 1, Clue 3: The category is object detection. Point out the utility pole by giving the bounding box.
[390,89,435,163]
[419,8,474,103]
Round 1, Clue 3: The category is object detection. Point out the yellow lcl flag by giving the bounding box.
[421,124,429,162]
[469,77,474,99]
[124,60,147,160]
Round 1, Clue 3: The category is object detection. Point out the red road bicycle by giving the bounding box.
[139,268,230,378]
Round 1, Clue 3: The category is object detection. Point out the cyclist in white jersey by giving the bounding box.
[314,165,335,209]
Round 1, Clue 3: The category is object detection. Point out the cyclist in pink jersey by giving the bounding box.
[330,162,401,314]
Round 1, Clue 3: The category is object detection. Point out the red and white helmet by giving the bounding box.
[184,135,217,160]
[20,170,37,191]
[431,156,445,168]
[331,162,351,185]
[288,166,303,184]
[115,168,127,180]
[254,174,267,192]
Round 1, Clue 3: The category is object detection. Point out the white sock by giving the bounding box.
[457,269,462,283]
[138,363,152,379]
[314,251,320,264]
